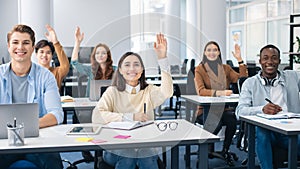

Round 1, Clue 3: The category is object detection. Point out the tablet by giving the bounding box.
[66,125,101,135]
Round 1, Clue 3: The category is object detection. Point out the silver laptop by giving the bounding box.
[0,103,39,139]
[89,80,112,101]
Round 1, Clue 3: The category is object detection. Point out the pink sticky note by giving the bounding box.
[90,139,107,144]
[114,135,131,139]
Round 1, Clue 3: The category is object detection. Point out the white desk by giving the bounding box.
[61,98,97,124]
[0,119,219,169]
[181,95,239,122]
[146,74,187,79]
[240,115,300,169]
[146,79,187,85]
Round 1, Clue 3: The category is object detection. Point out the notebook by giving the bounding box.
[0,103,39,139]
[103,121,154,130]
[89,80,112,101]
[256,112,300,120]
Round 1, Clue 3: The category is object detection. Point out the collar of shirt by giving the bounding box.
[125,83,141,94]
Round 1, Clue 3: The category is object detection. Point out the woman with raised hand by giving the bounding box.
[70,26,114,97]
[92,33,173,169]
[194,41,248,166]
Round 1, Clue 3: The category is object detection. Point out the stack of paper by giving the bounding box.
[61,95,74,102]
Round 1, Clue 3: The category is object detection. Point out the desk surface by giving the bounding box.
[0,119,219,153]
[146,74,187,79]
[181,95,239,105]
[146,79,187,85]
[240,115,300,135]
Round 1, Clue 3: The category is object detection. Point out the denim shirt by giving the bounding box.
[0,62,64,124]
[235,70,300,119]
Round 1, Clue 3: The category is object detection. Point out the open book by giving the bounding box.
[61,95,74,102]
[103,121,154,130]
[256,112,300,119]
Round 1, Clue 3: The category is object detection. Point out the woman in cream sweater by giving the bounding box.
[92,33,173,169]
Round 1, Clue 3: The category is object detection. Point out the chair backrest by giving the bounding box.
[237,77,248,94]
[186,67,197,95]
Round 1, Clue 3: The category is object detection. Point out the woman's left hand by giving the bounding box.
[154,33,167,59]
[231,44,243,62]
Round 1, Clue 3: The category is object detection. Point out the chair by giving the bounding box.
[8,160,40,169]
[226,60,234,67]
[160,83,182,119]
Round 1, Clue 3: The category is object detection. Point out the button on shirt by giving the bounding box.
[0,62,64,124]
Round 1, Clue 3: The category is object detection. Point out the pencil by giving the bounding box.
[144,103,146,114]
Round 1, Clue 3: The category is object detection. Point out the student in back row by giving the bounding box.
[0,24,63,168]
[236,44,300,169]
[194,41,248,166]
[35,24,70,92]
[70,26,114,97]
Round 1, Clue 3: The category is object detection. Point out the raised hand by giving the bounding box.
[231,44,243,62]
[74,26,84,44]
[45,24,58,44]
[154,33,167,59]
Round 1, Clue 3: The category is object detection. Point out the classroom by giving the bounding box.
[0,0,299,169]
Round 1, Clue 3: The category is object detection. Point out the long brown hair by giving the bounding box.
[90,43,114,80]
[112,52,148,91]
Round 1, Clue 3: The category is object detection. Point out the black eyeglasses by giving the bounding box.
[156,121,178,131]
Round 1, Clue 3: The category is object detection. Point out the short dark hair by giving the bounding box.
[7,24,35,46]
[35,39,55,55]
[259,44,280,58]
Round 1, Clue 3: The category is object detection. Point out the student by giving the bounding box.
[35,24,70,91]
[235,44,300,169]
[92,33,173,169]
[194,41,248,165]
[70,26,114,97]
[0,24,64,168]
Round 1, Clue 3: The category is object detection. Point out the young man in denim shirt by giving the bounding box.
[0,24,64,169]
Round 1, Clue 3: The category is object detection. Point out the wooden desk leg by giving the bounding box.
[198,143,208,169]
[288,135,297,169]
[171,145,179,169]
[247,123,255,169]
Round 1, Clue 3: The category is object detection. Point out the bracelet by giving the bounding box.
[238,60,244,64]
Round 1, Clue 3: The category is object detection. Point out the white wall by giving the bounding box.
[200,0,227,63]
[52,0,131,64]
[0,0,18,63]
[0,0,226,69]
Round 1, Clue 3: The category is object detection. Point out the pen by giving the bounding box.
[144,103,146,114]
[265,98,273,104]
[14,117,16,128]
